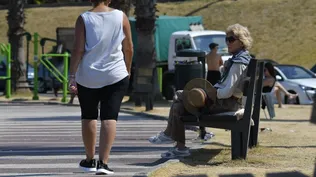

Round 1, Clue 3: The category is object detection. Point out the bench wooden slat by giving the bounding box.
[182,111,239,122]
[249,61,264,148]
[184,119,249,130]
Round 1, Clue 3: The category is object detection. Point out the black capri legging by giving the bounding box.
[77,76,129,121]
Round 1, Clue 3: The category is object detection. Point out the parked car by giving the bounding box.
[274,64,316,105]
[311,64,316,73]
[261,59,279,65]
[27,64,54,93]
[0,60,53,93]
[0,61,6,91]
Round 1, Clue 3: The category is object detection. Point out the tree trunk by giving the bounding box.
[109,0,131,16]
[134,0,158,110]
[7,0,30,94]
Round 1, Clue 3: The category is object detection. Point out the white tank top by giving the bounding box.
[75,10,128,88]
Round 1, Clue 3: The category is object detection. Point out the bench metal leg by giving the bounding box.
[250,105,261,148]
[231,131,242,160]
[231,130,250,160]
[241,130,250,159]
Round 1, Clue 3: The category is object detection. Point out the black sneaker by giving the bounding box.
[96,160,114,175]
[79,159,96,172]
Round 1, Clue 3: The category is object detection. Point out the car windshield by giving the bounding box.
[276,65,315,79]
[193,35,229,56]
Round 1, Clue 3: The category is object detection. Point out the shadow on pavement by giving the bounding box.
[218,174,254,177]
[260,119,310,123]
[174,175,208,177]
[0,174,61,177]
[266,171,310,177]
[121,100,172,108]
[129,158,169,167]
[178,148,223,167]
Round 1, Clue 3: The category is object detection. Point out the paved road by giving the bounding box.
[0,104,198,177]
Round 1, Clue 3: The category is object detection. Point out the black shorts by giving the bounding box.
[77,76,129,121]
[207,70,221,85]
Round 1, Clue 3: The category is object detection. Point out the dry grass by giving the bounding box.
[156,0,316,68]
[1,0,316,68]
[149,105,316,177]
[0,6,90,65]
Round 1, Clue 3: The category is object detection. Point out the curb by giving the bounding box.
[120,108,168,121]
[136,159,180,177]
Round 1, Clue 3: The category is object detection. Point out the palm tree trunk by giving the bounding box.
[134,0,158,110]
[7,0,30,94]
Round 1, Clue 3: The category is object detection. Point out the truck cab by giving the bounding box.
[168,30,230,71]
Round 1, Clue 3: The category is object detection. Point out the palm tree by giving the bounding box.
[7,0,29,93]
[133,0,158,110]
[109,0,131,16]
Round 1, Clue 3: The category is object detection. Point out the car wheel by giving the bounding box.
[38,79,47,93]
[284,92,300,105]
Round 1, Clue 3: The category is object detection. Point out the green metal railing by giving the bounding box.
[33,53,69,103]
[0,43,11,99]
[32,32,70,103]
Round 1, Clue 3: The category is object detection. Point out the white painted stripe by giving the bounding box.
[0,163,151,169]
[0,134,175,138]
[0,125,166,128]
[0,154,160,160]
[0,122,166,126]
[0,124,164,126]
[0,172,137,176]
[0,130,164,133]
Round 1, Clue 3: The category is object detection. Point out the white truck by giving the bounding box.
[160,28,231,100]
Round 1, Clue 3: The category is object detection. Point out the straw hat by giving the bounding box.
[183,78,217,116]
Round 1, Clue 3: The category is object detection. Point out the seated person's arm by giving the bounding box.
[217,63,247,99]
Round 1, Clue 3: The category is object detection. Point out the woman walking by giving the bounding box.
[68,0,133,174]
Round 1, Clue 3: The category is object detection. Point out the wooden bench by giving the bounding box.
[180,59,264,160]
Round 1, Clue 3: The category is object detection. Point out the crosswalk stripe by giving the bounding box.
[0,130,163,134]
[1,121,166,125]
[0,105,202,177]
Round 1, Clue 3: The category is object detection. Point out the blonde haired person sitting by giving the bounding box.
[148,24,254,158]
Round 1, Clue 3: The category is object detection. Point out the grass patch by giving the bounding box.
[150,106,316,176]
[1,0,316,68]
[182,146,278,168]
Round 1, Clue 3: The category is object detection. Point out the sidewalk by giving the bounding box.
[0,94,172,120]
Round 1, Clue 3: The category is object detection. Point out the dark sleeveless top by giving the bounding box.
[262,78,276,93]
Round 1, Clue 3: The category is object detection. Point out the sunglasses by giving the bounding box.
[225,36,238,44]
